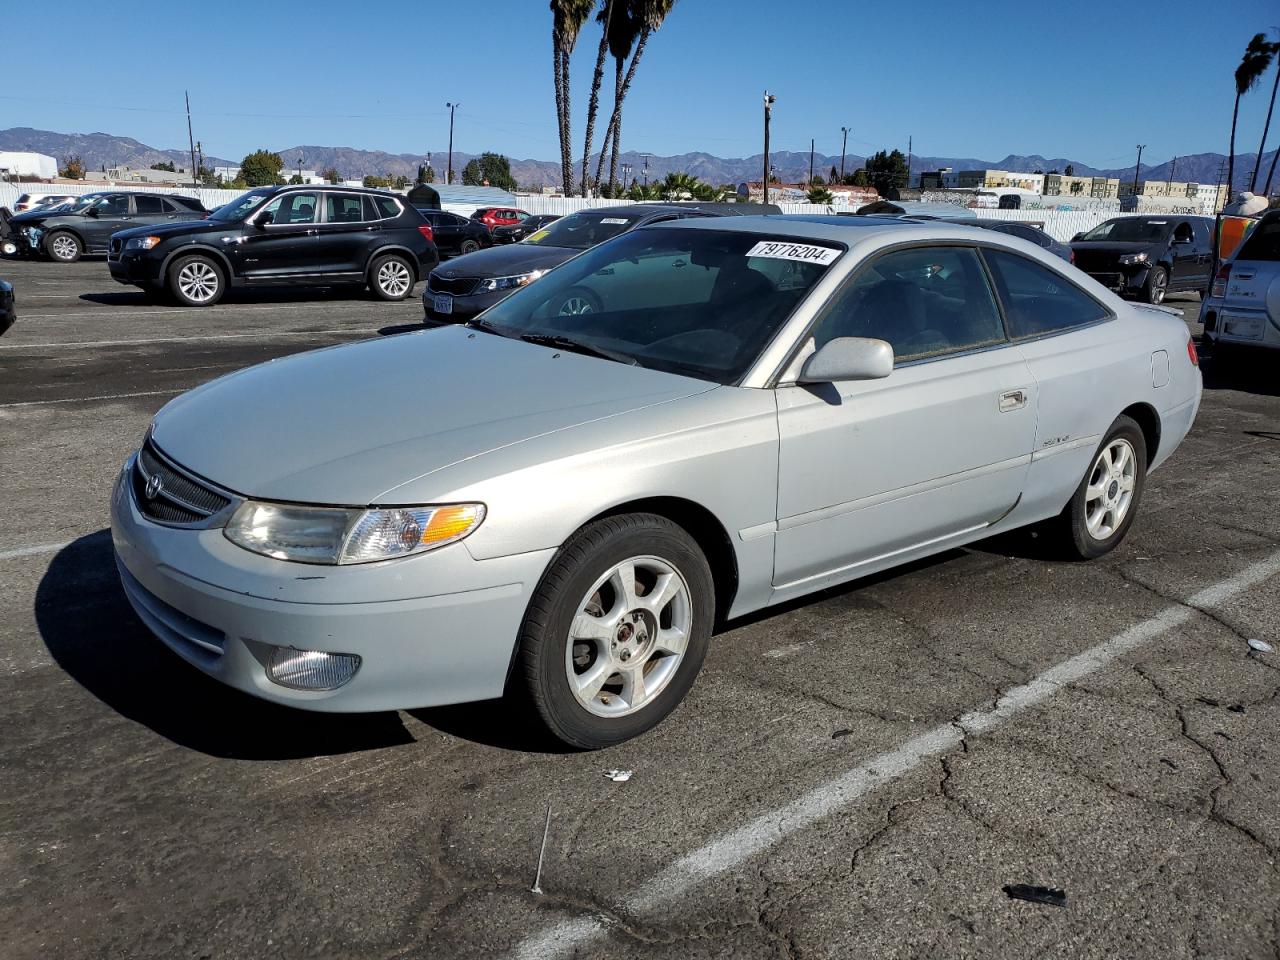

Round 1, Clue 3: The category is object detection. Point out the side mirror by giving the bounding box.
[798,337,894,383]
[254,210,274,227]
[86,207,100,218]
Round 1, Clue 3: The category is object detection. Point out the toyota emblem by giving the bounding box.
[144,473,164,500]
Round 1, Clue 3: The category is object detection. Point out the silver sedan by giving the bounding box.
[111,216,1202,748]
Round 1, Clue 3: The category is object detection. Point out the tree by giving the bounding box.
[551,0,595,194]
[289,174,305,185]
[810,174,825,186]
[460,153,518,191]
[1229,33,1275,199]
[417,163,434,184]
[582,0,619,196]
[849,169,869,187]
[1254,33,1280,193]
[864,149,908,194]
[593,0,641,192]
[150,160,176,172]
[320,167,342,184]
[240,149,284,187]
[363,174,391,188]
[1064,163,1074,176]
[829,165,838,183]
[60,154,85,179]
[807,185,834,205]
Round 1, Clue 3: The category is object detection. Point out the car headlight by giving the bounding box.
[476,270,544,293]
[1118,252,1149,265]
[223,501,486,564]
[125,235,163,250]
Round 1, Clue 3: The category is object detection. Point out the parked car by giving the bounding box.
[970,220,1072,261]
[112,216,1199,748]
[10,192,207,262]
[424,202,781,323]
[1069,215,1214,304]
[0,278,13,336]
[1200,208,1280,360]
[108,185,439,306]
[418,210,492,257]
[492,214,561,245]
[13,192,75,213]
[471,207,529,230]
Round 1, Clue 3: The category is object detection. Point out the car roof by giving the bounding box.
[657,213,1031,246]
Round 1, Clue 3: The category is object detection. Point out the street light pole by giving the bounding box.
[445,102,459,185]
[808,138,814,186]
[839,126,849,183]
[1132,144,1145,197]
[185,90,197,188]
[763,91,776,205]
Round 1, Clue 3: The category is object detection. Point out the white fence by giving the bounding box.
[0,181,1134,243]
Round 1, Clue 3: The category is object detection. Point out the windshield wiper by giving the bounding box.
[467,317,514,337]
[519,333,638,365]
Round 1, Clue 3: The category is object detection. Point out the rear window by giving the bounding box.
[170,196,205,211]
[1235,214,1280,262]
[374,196,401,219]
[134,196,165,214]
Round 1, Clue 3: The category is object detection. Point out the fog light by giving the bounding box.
[266,647,361,691]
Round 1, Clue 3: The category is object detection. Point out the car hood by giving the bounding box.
[9,209,80,227]
[113,218,219,241]
[435,242,577,279]
[151,325,716,504]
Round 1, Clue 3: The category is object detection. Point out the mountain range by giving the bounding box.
[2,126,1275,194]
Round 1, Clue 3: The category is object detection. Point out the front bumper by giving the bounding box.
[421,286,513,324]
[1085,267,1146,294]
[110,457,553,712]
[108,251,163,285]
[0,289,14,336]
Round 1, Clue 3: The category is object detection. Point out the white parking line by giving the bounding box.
[0,389,182,408]
[515,550,1280,960]
[0,329,373,351]
[0,542,72,562]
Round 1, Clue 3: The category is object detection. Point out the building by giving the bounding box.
[957,170,1010,188]
[736,181,879,204]
[0,151,58,180]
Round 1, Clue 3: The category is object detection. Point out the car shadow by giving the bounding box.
[1200,350,1280,397]
[36,531,415,760]
[408,701,576,755]
[79,283,423,308]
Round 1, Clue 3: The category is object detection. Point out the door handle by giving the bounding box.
[999,389,1028,412]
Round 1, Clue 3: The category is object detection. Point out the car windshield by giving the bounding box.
[209,189,274,222]
[1080,219,1171,242]
[474,227,841,384]
[61,194,108,213]
[523,211,648,250]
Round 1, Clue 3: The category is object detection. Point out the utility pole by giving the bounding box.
[763,91,776,205]
[298,153,304,183]
[195,141,203,183]
[185,90,197,188]
[809,138,815,185]
[906,134,913,189]
[641,154,651,188]
[1167,155,1177,188]
[1132,144,1145,197]
[839,126,849,183]
[445,102,459,185]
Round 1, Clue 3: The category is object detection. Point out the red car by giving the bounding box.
[471,207,529,231]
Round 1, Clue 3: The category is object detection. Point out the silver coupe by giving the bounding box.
[111,216,1202,748]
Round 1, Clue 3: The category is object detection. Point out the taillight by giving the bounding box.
[418,224,434,244]
[1187,337,1199,367]
[1211,263,1230,299]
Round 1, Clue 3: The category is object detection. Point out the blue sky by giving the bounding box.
[4,0,1279,168]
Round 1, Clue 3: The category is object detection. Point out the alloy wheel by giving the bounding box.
[564,555,692,718]
[177,261,220,303]
[377,260,412,297]
[50,235,78,261]
[1150,272,1167,304]
[558,296,594,315]
[1084,438,1136,540]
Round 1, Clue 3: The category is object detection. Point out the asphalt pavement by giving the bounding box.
[2,256,1279,960]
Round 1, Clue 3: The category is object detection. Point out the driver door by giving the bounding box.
[230,191,320,280]
[772,244,1037,596]
[83,194,132,250]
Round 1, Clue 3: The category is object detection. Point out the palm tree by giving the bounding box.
[551,0,593,195]
[1228,33,1274,200]
[1251,36,1280,193]
[807,185,834,205]
[593,1,641,192]
[596,0,676,193]
[656,171,699,200]
[581,0,618,197]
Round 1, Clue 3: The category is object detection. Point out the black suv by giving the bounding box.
[10,192,207,262]
[1069,215,1214,303]
[417,209,492,258]
[109,185,439,306]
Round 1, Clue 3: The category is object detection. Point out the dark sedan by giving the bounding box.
[492,214,561,245]
[10,192,206,262]
[0,277,13,335]
[418,210,493,258]
[423,202,780,324]
[969,220,1072,261]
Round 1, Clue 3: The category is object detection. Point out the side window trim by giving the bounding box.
[978,246,1115,343]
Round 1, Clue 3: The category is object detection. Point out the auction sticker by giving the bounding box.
[746,241,840,264]
[600,217,631,225]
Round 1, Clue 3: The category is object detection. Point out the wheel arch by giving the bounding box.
[160,244,235,282]
[1119,401,1161,466]
[43,225,85,249]
[367,244,422,282]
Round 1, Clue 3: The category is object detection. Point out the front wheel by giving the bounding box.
[460,239,480,255]
[555,287,603,316]
[46,231,82,263]
[1142,266,1168,304]
[517,514,714,749]
[370,254,414,300]
[1056,415,1147,560]
[168,255,224,306]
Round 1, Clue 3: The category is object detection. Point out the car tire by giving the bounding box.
[555,287,603,316]
[516,513,715,750]
[1057,415,1147,560]
[1142,266,1168,304]
[460,239,480,255]
[369,253,415,300]
[168,254,225,307]
[46,231,82,263]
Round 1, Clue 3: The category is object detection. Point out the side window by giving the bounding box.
[133,196,165,215]
[261,192,319,225]
[98,195,130,216]
[158,198,181,214]
[363,196,379,221]
[983,249,1109,339]
[324,193,366,223]
[810,246,1006,363]
[374,197,401,219]
[1173,222,1194,243]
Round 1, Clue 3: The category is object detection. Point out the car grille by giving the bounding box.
[428,272,479,296]
[1086,272,1125,290]
[132,441,232,526]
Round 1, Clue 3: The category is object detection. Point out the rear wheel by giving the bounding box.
[555,287,603,316]
[460,239,480,255]
[168,255,225,307]
[517,514,714,749]
[46,231,82,263]
[1142,266,1168,304]
[1055,415,1147,560]
[370,254,414,300]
